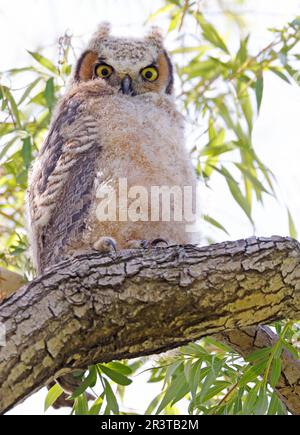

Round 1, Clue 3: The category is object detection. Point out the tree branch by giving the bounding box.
[216,325,300,414]
[0,236,299,414]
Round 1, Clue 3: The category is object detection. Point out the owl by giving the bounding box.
[27,23,198,275]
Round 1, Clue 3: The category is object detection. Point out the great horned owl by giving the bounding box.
[27,24,198,275]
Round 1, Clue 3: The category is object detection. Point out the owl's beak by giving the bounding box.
[121,75,133,95]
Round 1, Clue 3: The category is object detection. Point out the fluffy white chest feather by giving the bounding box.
[93,93,192,187]
[80,93,198,249]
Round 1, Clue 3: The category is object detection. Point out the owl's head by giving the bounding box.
[74,23,174,96]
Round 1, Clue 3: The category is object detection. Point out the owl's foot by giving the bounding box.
[151,238,169,247]
[126,239,150,249]
[126,238,169,249]
[93,237,117,253]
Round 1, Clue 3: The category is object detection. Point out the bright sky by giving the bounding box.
[1,0,299,415]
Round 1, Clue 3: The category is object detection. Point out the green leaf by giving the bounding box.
[1,97,7,111]
[239,360,268,387]
[254,386,269,415]
[268,393,287,415]
[268,392,280,415]
[18,78,42,105]
[198,358,224,403]
[246,347,271,363]
[253,150,275,192]
[217,166,253,223]
[156,375,189,415]
[16,168,28,186]
[145,393,163,415]
[202,123,227,177]
[181,342,208,357]
[5,66,37,75]
[201,143,235,158]
[35,110,51,130]
[270,357,281,388]
[106,361,133,376]
[234,163,270,195]
[147,366,167,383]
[203,214,229,235]
[287,208,297,239]
[196,13,229,54]
[204,337,233,352]
[21,137,32,170]
[217,102,236,131]
[44,383,64,411]
[255,75,264,113]
[164,361,184,388]
[182,58,222,79]
[45,78,56,110]
[200,381,231,403]
[269,67,291,84]
[27,51,58,74]
[2,86,21,128]
[243,383,260,414]
[168,12,181,32]
[171,46,208,55]
[236,35,249,64]
[74,394,89,415]
[274,322,282,335]
[98,364,132,386]
[89,394,104,415]
[184,360,202,399]
[284,64,299,84]
[71,366,97,399]
[233,387,244,415]
[281,339,299,358]
[237,82,253,133]
[104,378,119,414]
[147,3,176,22]
[0,137,19,161]
[29,90,47,107]
[61,63,72,76]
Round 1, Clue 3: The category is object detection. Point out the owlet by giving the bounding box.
[27,23,198,274]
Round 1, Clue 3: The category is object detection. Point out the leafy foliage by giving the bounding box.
[44,323,299,415]
[1,0,299,415]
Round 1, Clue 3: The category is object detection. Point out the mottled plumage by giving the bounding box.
[27,24,197,274]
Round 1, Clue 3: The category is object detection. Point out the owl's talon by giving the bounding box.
[151,238,169,247]
[93,237,117,253]
[126,239,150,249]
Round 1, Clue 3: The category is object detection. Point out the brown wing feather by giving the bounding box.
[37,98,83,194]
[39,144,99,271]
[28,94,100,274]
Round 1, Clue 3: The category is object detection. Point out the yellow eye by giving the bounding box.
[141,66,159,82]
[95,64,113,79]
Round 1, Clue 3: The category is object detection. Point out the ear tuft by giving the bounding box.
[146,26,164,46]
[95,22,111,39]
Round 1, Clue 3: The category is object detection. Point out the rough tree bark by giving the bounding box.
[0,236,299,415]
